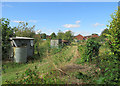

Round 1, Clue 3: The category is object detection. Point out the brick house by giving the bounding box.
[74,34,84,41]
[46,35,51,39]
[84,34,99,40]
[83,36,91,40]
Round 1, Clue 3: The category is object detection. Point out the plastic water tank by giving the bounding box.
[14,47,27,63]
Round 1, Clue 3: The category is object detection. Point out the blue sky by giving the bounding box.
[2,2,118,36]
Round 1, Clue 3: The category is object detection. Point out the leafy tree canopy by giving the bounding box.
[41,33,46,39]
[14,22,35,38]
[0,18,16,59]
[63,30,73,41]
[106,10,120,57]
[57,30,64,39]
[50,32,56,39]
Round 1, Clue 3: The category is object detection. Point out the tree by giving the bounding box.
[57,30,64,39]
[100,28,109,38]
[92,33,98,35]
[14,22,35,38]
[41,33,46,39]
[63,30,73,41]
[50,32,56,39]
[0,18,15,59]
[104,9,120,83]
[106,10,120,57]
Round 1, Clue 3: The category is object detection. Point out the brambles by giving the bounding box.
[78,38,101,63]
[85,38,101,62]
[5,68,64,84]
[106,10,120,58]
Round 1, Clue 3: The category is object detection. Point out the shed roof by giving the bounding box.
[10,37,34,40]
[62,40,68,42]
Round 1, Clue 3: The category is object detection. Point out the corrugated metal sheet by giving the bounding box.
[14,47,27,63]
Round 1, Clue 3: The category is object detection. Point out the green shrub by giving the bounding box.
[0,18,16,60]
[34,38,50,59]
[50,46,62,55]
[96,9,120,84]
[106,10,120,58]
[78,38,101,63]
[77,44,87,63]
[85,38,101,62]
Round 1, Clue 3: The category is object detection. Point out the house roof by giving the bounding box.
[91,34,99,38]
[84,35,91,38]
[74,34,84,40]
[83,34,99,39]
[10,37,34,40]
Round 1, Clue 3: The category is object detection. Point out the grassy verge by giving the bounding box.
[2,45,75,84]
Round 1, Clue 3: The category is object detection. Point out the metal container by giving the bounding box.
[14,47,27,63]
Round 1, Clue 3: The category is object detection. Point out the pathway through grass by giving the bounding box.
[2,45,100,84]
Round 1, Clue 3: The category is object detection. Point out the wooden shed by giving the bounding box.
[50,39,62,48]
[9,37,34,61]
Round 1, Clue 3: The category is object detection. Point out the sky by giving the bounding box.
[1,2,118,36]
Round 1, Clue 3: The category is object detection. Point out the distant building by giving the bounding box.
[50,39,62,48]
[74,34,99,41]
[83,36,91,40]
[50,39,70,48]
[74,34,84,42]
[62,40,69,45]
[91,34,99,38]
[84,34,99,40]
[46,35,51,39]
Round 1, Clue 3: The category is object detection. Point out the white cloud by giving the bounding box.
[93,23,104,27]
[28,20,37,23]
[63,30,72,33]
[11,20,24,23]
[63,24,80,28]
[63,20,81,28]
[76,20,80,24]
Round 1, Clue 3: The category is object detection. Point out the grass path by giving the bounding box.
[2,45,74,84]
[2,45,100,84]
[57,45,100,84]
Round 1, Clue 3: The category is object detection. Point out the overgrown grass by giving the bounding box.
[2,45,75,84]
[76,39,120,84]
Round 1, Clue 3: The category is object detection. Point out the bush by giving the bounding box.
[0,18,16,60]
[77,44,87,63]
[78,38,101,63]
[34,37,50,59]
[50,47,62,55]
[98,9,120,84]
[85,38,101,62]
